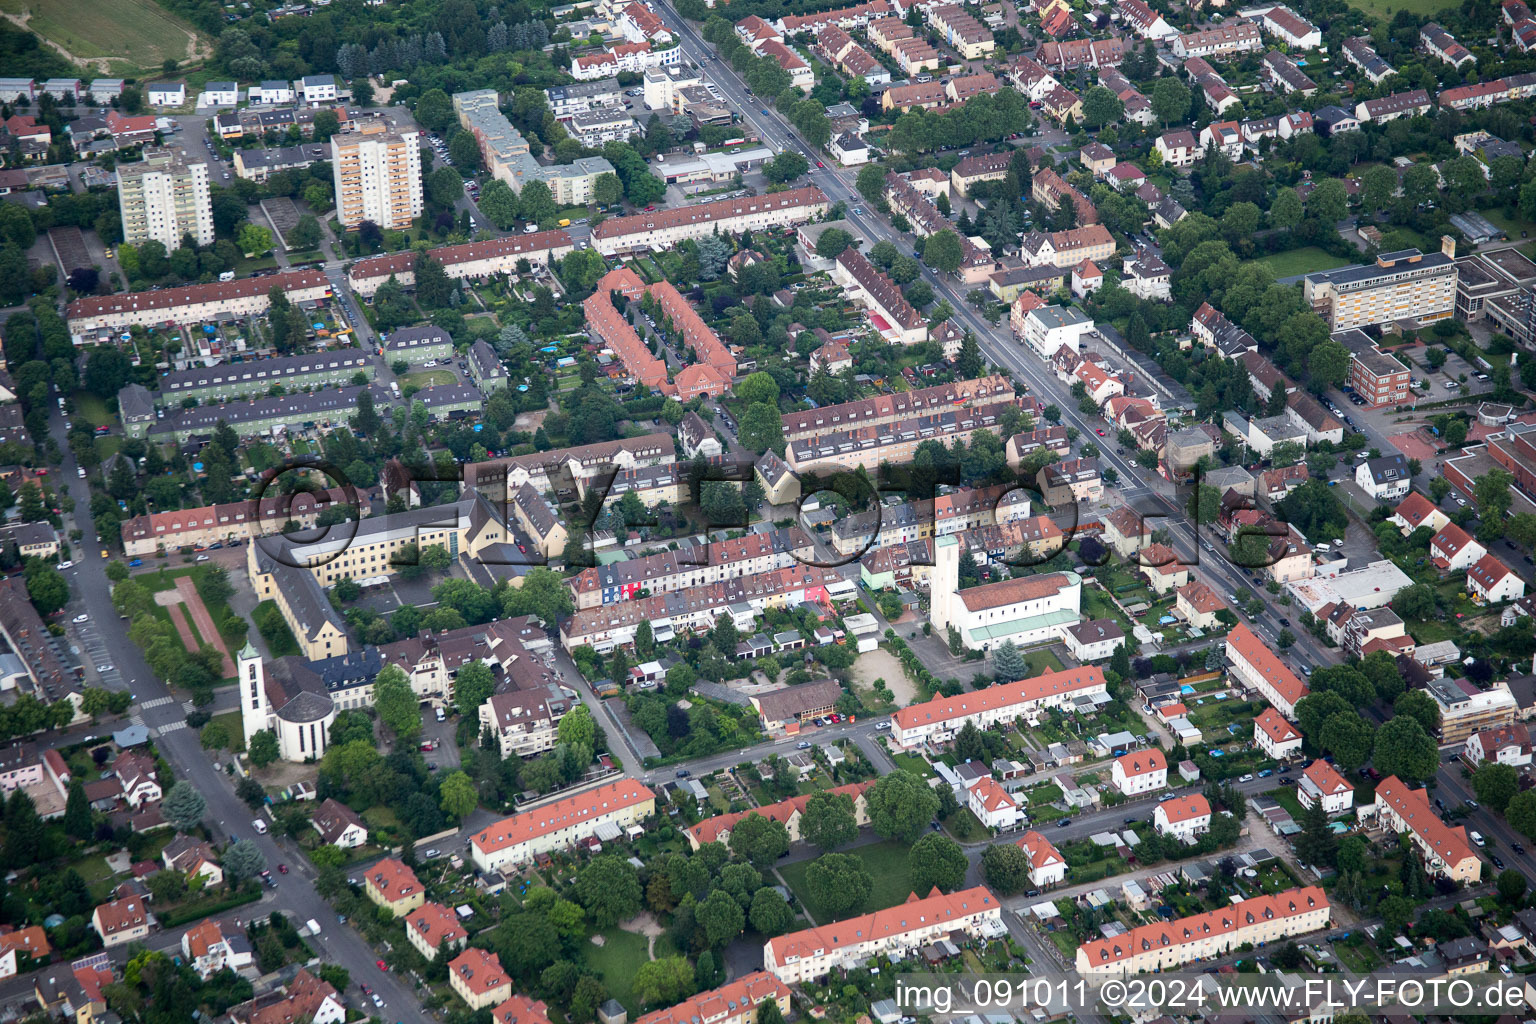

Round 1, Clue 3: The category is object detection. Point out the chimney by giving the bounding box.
[1441,234,1456,259]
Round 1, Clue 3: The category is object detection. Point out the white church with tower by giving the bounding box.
[929,535,1085,652]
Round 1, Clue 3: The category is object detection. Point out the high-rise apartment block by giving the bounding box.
[116,149,214,249]
[331,122,422,230]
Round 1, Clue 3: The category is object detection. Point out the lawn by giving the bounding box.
[1344,0,1456,20]
[210,710,246,752]
[778,839,915,924]
[1257,247,1352,279]
[1479,207,1536,242]
[71,392,112,428]
[399,370,457,389]
[1023,647,1065,676]
[1082,586,1132,631]
[583,926,680,1014]
[0,0,208,74]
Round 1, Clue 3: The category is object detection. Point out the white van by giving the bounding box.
[1471,830,1485,847]
[251,818,268,835]
[435,706,446,722]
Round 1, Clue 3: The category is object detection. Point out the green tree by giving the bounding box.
[748,886,793,935]
[697,888,745,947]
[1308,341,1350,390]
[908,833,968,892]
[438,770,478,819]
[1269,188,1303,230]
[923,230,964,274]
[728,812,790,869]
[815,227,854,259]
[800,790,858,852]
[857,163,886,204]
[805,851,873,916]
[737,402,785,455]
[479,179,520,229]
[1080,86,1123,128]
[1151,78,1190,126]
[1473,763,1519,812]
[248,729,279,768]
[373,663,421,739]
[867,769,940,842]
[735,371,779,407]
[1510,789,1536,839]
[574,855,642,926]
[593,172,624,208]
[236,222,274,255]
[1393,688,1440,734]
[632,957,695,1008]
[162,781,207,832]
[223,838,266,884]
[1499,868,1528,904]
[981,843,1030,895]
[519,180,558,224]
[1188,484,1221,525]
[63,779,91,840]
[1372,715,1439,785]
[454,661,496,719]
[1306,179,1348,224]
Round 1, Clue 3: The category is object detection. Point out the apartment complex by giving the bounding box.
[66,269,331,334]
[1225,623,1309,719]
[634,974,790,1024]
[331,122,422,230]
[764,886,1004,983]
[570,527,813,608]
[469,778,656,873]
[590,186,829,254]
[781,375,1015,441]
[786,400,1020,472]
[454,89,617,204]
[891,665,1106,749]
[1076,888,1330,974]
[1303,242,1459,331]
[1359,776,1481,882]
[1333,329,1413,407]
[116,148,214,249]
[832,247,927,345]
[120,486,361,556]
[349,231,574,297]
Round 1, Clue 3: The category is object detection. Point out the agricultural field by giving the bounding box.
[0,0,210,75]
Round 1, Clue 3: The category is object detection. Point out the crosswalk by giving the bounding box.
[158,721,188,734]
[138,696,177,710]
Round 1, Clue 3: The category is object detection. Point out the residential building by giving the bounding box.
[450,948,513,1011]
[1297,760,1354,815]
[480,688,569,758]
[1254,706,1303,759]
[687,782,872,848]
[1225,623,1308,719]
[1358,776,1480,882]
[1153,793,1214,842]
[1111,749,1167,795]
[1123,253,1171,301]
[1176,581,1229,631]
[1342,36,1395,83]
[1019,831,1068,887]
[592,186,828,255]
[1425,674,1519,745]
[1021,224,1115,269]
[1020,305,1094,358]
[764,886,1003,983]
[1255,5,1320,47]
[1076,887,1329,974]
[312,797,369,848]
[365,858,425,917]
[1303,243,1458,331]
[407,902,469,960]
[632,974,790,1024]
[163,834,223,886]
[183,920,254,980]
[787,401,1021,473]
[567,108,636,146]
[952,152,1013,197]
[1335,329,1413,408]
[891,661,1106,750]
[1037,457,1101,505]
[1155,130,1199,168]
[231,969,344,1024]
[1262,50,1317,94]
[1357,88,1432,122]
[1391,492,1449,536]
[349,232,574,298]
[92,893,149,948]
[470,778,655,873]
[833,248,927,345]
[1465,723,1533,767]
[1062,619,1125,663]
[146,82,186,106]
[0,926,49,980]
[1469,553,1526,604]
[546,78,625,120]
[1117,0,1176,39]
[571,40,680,79]
[331,122,422,230]
[1421,22,1475,67]
[1355,453,1412,501]
[1172,21,1263,58]
[116,148,213,250]
[234,142,331,182]
[1429,522,1485,572]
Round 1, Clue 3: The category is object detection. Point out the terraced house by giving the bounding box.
[469,778,656,873]
[155,348,374,406]
[569,527,815,608]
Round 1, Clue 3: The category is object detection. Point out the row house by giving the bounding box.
[1172,21,1263,59]
[1117,0,1177,39]
[776,0,895,34]
[559,565,845,652]
[829,485,1031,556]
[1358,776,1481,882]
[891,667,1107,749]
[1421,22,1475,67]
[348,232,573,297]
[1004,424,1070,465]
[765,887,1003,983]
[781,374,1015,441]
[1262,50,1317,95]
[1356,88,1431,123]
[591,185,827,254]
[1342,36,1395,83]
[66,269,330,334]
[1225,622,1309,719]
[571,527,814,606]
[927,3,995,58]
[1032,167,1098,224]
[1255,5,1321,48]
[470,779,655,872]
[1035,36,1125,70]
[787,401,1021,473]
[833,246,928,345]
[1077,888,1330,974]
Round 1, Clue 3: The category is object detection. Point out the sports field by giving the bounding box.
[0,0,209,75]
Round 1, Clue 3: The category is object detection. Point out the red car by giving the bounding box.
[816,160,824,168]
[377,960,388,971]
[1095,428,1106,436]
[277,864,288,874]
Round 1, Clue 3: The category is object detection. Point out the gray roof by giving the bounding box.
[159,345,367,392]
[151,385,372,436]
[301,74,336,87]
[118,383,155,422]
[146,82,183,94]
[467,339,505,381]
[206,81,238,92]
[237,142,329,170]
[259,80,291,91]
[383,325,452,351]
[1030,305,1092,330]
[1364,453,1410,485]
